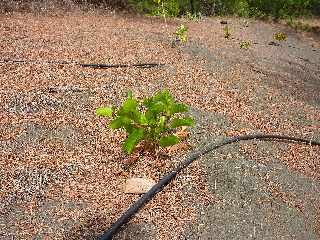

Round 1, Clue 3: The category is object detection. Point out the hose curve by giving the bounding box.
[99,134,320,240]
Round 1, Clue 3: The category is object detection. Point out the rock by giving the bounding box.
[220,20,228,25]
[124,177,156,194]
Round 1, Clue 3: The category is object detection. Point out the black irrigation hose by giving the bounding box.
[80,63,165,69]
[99,134,320,240]
[0,59,165,69]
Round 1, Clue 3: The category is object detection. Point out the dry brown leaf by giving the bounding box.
[174,127,189,139]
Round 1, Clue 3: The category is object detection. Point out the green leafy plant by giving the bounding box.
[239,40,251,49]
[175,24,188,43]
[128,0,318,20]
[224,26,231,39]
[273,32,287,41]
[96,90,194,154]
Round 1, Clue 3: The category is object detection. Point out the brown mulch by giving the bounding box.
[0,11,319,239]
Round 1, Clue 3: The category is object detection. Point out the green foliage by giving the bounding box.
[128,0,319,19]
[123,128,144,154]
[185,11,202,21]
[273,32,288,41]
[129,0,182,17]
[170,117,194,128]
[223,26,231,39]
[233,0,250,17]
[239,40,251,49]
[96,107,113,117]
[175,24,188,43]
[159,135,180,147]
[208,0,318,19]
[97,90,195,154]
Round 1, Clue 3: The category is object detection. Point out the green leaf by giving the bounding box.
[149,101,166,114]
[171,103,188,113]
[117,98,141,123]
[170,117,194,128]
[159,135,180,147]
[158,116,166,127]
[124,124,135,134]
[143,97,152,108]
[96,107,113,117]
[154,89,174,106]
[122,98,138,112]
[130,109,142,124]
[139,113,147,125]
[127,90,133,99]
[145,109,156,125]
[144,90,174,116]
[109,116,131,129]
[123,128,144,154]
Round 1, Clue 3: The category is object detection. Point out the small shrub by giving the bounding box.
[224,26,231,39]
[273,32,288,41]
[175,24,188,43]
[96,90,194,154]
[239,40,251,49]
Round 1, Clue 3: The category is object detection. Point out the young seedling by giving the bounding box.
[175,24,188,43]
[273,32,287,41]
[96,90,194,155]
[239,40,251,49]
[224,26,231,39]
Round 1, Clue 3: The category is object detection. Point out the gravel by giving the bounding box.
[0,11,319,239]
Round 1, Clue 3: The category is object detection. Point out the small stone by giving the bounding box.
[220,20,228,25]
[124,177,156,194]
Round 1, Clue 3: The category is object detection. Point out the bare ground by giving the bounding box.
[0,12,319,239]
